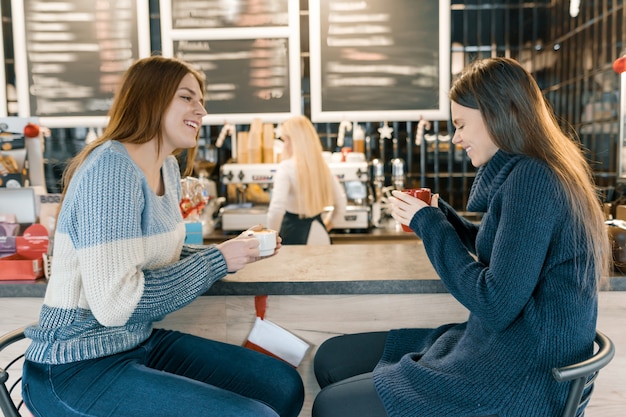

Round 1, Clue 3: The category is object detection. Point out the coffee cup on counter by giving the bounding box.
[401,188,432,232]
[251,228,277,257]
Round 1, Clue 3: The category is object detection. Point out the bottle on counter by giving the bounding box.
[198,170,217,237]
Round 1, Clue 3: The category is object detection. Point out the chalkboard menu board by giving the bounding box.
[169,0,290,29]
[0,3,7,117]
[11,0,151,127]
[309,0,450,122]
[160,0,301,124]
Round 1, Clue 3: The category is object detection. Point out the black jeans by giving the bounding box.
[313,332,389,417]
[313,332,499,417]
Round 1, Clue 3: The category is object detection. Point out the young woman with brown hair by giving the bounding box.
[313,57,610,417]
[22,55,304,417]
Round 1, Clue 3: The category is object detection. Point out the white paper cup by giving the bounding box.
[252,229,277,257]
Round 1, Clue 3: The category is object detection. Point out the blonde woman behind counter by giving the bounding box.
[267,115,347,245]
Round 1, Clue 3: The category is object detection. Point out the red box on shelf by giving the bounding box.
[0,224,49,280]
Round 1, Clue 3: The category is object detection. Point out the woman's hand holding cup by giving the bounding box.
[218,225,281,272]
[240,224,281,257]
[250,228,280,257]
[390,189,438,232]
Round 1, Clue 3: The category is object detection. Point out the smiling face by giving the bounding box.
[161,72,207,154]
[451,101,500,167]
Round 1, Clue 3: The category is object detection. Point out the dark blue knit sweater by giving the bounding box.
[373,151,598,417]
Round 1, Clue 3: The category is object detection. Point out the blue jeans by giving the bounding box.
[23,329,304,417]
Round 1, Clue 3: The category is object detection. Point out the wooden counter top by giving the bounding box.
[211,243,446,295]
[225,243,431,283]
[3,243,626,297]
[0,243,444,297]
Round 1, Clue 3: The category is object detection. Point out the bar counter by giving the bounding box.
[2,242,625,297]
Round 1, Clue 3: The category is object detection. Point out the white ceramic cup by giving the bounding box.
[252,229,277,257]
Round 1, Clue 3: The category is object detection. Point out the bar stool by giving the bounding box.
[0,324,31,417]
[552,330,615,417]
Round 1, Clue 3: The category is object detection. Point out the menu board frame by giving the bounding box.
[0,2,7,117]
[309,0,451,123]
[160,0,302,124]
[11,0,151,128]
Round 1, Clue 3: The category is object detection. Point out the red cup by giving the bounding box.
[401,188,431,232]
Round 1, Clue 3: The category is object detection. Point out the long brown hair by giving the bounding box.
[61,55,206,194]
[449,57,610,289]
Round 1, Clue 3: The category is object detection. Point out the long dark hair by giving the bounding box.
[450,57,609,289]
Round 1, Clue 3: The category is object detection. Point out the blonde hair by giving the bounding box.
[281,115,335,217]
[450,57,610,290]
[62,55,206,196]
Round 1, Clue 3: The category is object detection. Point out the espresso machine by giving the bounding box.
[369,158,406,229]
[219,163,277,231]
[219,161,371,232]
[327,161,370,231]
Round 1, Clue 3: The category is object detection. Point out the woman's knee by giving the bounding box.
[314,332,388,388]
[268,361,305,417]
[312,373,387,417]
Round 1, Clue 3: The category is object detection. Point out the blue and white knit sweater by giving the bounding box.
[25,140,228,365]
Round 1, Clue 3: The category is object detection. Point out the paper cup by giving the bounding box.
[401,188,431,232]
